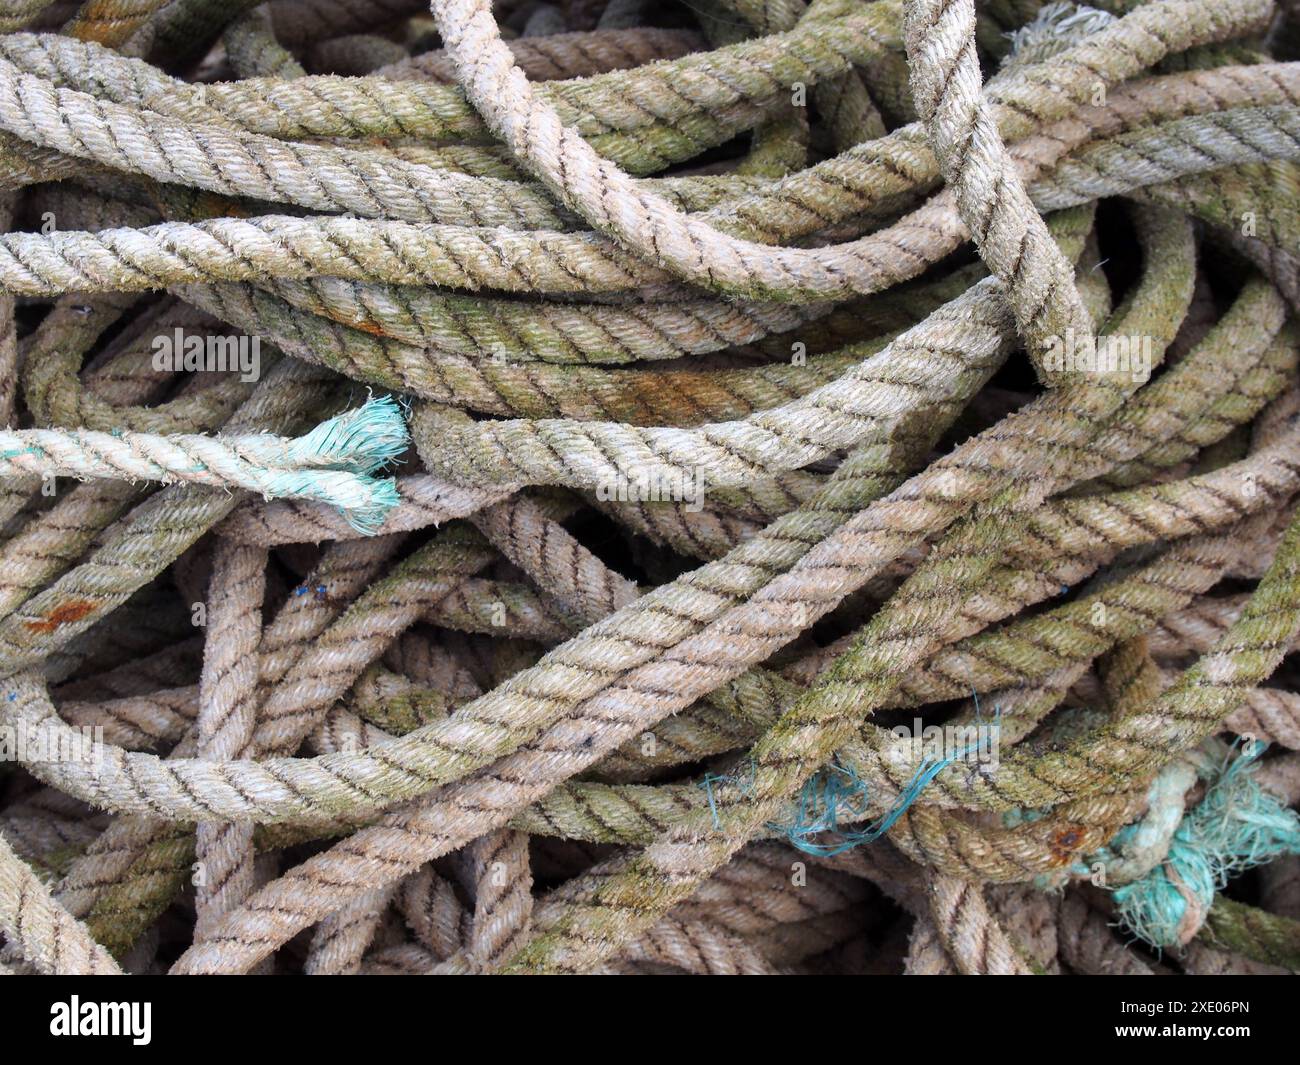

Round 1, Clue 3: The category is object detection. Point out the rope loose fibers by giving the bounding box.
[1110,742,1300,950]
[0,0,1297,980]
[0,394,408,531]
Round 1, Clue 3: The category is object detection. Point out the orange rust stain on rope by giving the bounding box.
[1049,826,1085,866]
[67,21,132,47]
[25,599,99,633]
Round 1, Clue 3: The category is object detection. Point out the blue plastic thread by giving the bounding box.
[1108,742,1300,949]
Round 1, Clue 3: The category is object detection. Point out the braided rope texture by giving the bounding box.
[0,0,1296,982]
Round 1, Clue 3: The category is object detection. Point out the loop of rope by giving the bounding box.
[0,0,1296,978]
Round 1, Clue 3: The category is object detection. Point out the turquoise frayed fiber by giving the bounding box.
[1112,743,1300,950]
[251,394,407,532]
[259,468,401,535]
[698,695,1001,856]
[775,758,957,857]
[282,394,410,474]
[800,745,992,857]
[1071,757,1198,887]
[344,474,401,535]
[698,750,967,858]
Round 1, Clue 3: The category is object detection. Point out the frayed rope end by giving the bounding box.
[1001,2,1116,70]
[1112,742,1300,950]
[698,750,965,859]
[260,468,401,536]
[341,475,401,536]
[286,394,410,475]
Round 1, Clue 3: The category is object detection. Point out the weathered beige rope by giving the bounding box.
[0,0,1296,980]
[193,539,266,944]
[0,828,121,974]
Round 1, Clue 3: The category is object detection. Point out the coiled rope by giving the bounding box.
[0,0,1297,977]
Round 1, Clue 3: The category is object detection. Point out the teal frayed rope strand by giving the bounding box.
[698,754,965,858]
[701,699,1001,858]
[0,394,408,533]
[1107,742,1300,950]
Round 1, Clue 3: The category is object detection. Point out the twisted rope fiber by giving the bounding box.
[0,394,408,531]
[0,357,342,683]
[2,62,1290,316]
[32,331,1300,842]
[52,533,413,950]
[0,205,1102,830]
[89,114,1279,496]
[0,0,1297,979]
[6,89,1298,307]
[905,0,1092,379]
[193,539,266,945]
[0,16,1278,245]
[162,206,1190,967]
[0,828,120,973]
[17,224,1248,967]
[407,6,1283,969]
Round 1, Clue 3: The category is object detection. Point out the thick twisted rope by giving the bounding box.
[0,394,407,531]
[0,0,1297,980]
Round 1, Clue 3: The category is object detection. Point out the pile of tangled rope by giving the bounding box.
[1,0,1300,977]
